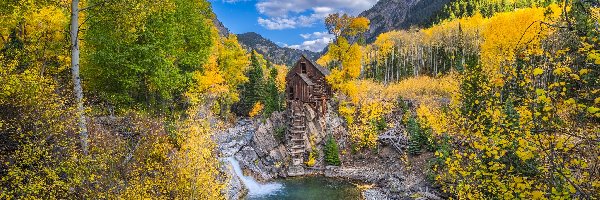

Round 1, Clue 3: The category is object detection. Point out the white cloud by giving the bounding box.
[258,17,298,30]
[313,6,334,15]
[256,0,378,17]
[287,37,332,52]
[258,13,326,30]
[300,31,333,39]
[219,0,248,3]
[255,0,378,30]
[287,32,334,52]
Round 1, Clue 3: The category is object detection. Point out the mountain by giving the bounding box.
[213,16,231,37]
[359,0,450,42]
[236,32,321,66]
[212,16,319,66]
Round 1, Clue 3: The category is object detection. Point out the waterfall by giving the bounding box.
[225,157,283,197]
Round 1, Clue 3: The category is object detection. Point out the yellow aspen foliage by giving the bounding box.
[188,54,229,104]
[25,6,68,45]
[305,149,317,167]
[0,3,86,198]
[338,101,356,124]
[274,64,288,92]
[330,73,460,150]
[387,75,459,106]
[347,17,370,37]
[429,5,599,199]
[316,52,332,66]
[217,34,251,93]
[249,101,264,117]
[325,37,363,82]
[171,107,226,199]
[187,33,250,114]
[336,3,598,198]
[416,104,448,135]
[373,31,398,58]
[481,5,562,74]
[117,111,224,199]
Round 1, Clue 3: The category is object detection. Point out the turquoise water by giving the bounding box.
[248,176,362,200]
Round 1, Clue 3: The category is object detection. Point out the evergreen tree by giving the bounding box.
[264,61,282,116]
[324,135,341,166]
[407,115,425,155]
[236,51,265,116]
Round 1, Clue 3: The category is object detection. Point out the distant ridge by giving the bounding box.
[236,32,321,66]
[359,0,450,42]
[212,16,320,66]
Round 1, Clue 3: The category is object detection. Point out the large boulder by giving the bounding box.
[252,118,278,158]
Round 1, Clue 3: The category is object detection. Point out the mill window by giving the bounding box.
[301,63,307,74]
[288,87,294,99]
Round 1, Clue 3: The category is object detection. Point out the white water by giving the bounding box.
[225,157,283,197]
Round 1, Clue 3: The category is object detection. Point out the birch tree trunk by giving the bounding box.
[391,47,396,82]
[384,54,388,84]
[71,0,89,155]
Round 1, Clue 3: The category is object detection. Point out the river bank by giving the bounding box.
[215,111,443,199]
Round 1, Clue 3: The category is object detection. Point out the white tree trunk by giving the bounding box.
[71,0,89,155]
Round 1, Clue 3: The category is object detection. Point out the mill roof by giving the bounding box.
[297,73,315,85]
[301,54,330,76]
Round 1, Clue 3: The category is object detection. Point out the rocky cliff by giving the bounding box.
[213,16,230,37]
[216,103,345,183]
[359,0,450,42]
[216,100,443,199]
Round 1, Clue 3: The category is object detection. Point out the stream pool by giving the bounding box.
[226,157,361,200]
[247,176,362,200]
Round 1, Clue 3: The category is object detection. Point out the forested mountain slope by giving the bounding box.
[236,32,320,66]
[359,0,451,42]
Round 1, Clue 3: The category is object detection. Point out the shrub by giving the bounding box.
[324,135,341,166]
[407,115,428,155]
[273,126,285,141]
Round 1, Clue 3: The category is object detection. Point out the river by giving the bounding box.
[226,157,362,200]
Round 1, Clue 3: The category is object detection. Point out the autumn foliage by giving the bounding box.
[0,0,253,198]
[322,2,598,199]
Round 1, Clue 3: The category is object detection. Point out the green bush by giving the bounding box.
[324,135,341,166]
[407,115,427,155]
[274,126,285,142]
[371,117,387,131]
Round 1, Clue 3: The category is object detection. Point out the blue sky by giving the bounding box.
[210,0,378,52]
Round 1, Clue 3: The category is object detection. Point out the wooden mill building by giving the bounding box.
[285,55,332,114]
[285,55,332,175]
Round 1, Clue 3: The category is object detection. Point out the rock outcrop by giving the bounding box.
[216,112,289,184]
[359,0,450,42]
[216,100,442,199]
[285,102,348,171]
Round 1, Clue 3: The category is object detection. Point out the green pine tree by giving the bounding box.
[264,61,282,116]
[407,115,425,155]
[236,51,265,116]
[325,135,341,166]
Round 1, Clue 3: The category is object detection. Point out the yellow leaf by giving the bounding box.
[531,190,544,199]
[587,106,599,114]
[533,68,544,75]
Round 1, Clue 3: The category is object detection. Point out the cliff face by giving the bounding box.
[359,0,450,42]
[213,16,230,37]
